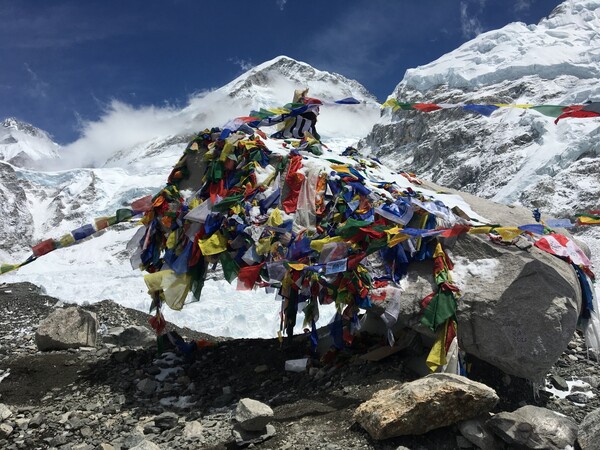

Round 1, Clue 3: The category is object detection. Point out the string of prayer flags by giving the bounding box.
[382,99,600,123]
[0,195,152,277]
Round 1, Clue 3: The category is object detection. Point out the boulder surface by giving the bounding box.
[353,373,499,439]
[35,306,97,351]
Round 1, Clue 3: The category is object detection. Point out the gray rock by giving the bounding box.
[487,405,578,450]
[137,378,158,395]
[35,306,97,351]
[578,408,600,450]
[580,375,600,389]
[182,420,204,440]
[0,403,13,420]
[353,373,499,439]
[549,374,569,391]
[95,444,116,450]
[232,423,276,447]
[451,232,581,382]
[236,398,274,431]
[458,417,504,450]
[154,411,179,430]
[28,413,44,429]
[129,441,161,450]
[0,423,13,438]
[566,392,589,404]
[103,325,156,347]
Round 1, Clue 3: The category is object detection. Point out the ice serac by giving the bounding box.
[362,0,600,218]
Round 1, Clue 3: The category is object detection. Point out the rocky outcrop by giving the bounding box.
[486,405,578,450]
[353,373,499,439]
[35,306,97,351]
[361,1,600,217]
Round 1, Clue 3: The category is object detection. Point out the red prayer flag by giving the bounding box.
[413,103,443,112]
[131,195,153,213]
[282,155,305,213]
[236,263,265,290]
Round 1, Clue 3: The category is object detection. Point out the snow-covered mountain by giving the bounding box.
[362,0,599,219]
[0,118,61,168]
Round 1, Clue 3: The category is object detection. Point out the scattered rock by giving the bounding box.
[549,374,569,391]
[154,411,179,430]
[182,420,204,440]
[129,440,161,450]
[35,306,97,351]
[232,423,276,447]
[486,405,578,450]
[137,378,158,395]
[103,325,155,348]
[236,398,274,431]
[0,403,13,420]
[566,392,589,404]
[577,408,600,450]
[353,373,499,439]
[458,416,504,450]
[0,423,13,438]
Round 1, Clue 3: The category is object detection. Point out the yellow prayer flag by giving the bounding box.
[426,321,449,372]
[267,208,283,227]
[578,216,600,225]
[58,233,76,248]
[493,227,524,241]
[309,236,343,252]
[493,103,534,109]
[256,237,272,256]
[144,269,191,311]
[166,231,178,250]
[468,226,493,234]
[219,141,235,162]
[287,263,307,271]
[198,232,228,256]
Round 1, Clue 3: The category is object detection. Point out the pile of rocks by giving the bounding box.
[0,281,599,449]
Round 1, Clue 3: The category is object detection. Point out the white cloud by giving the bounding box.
[50,89,254,170]
[229,57,255,72]
[514,0,532,12]
[276,0,287,11]
[460,1,484,38]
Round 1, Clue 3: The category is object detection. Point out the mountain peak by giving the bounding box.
[2,117,52,140]
[222,55,378,107]
[1,117,60,168]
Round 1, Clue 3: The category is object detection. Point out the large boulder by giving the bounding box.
[445,186,582,382]
[35,306,97,351]
[353,373,498,440]
[486,405,578,450]
[364,182,583,382]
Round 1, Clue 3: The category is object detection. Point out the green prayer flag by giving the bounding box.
[421,289,456,331]
[530,105,565,118]
[212,194,244,213]
[336,218,373,238]
[220,252,240,283]
[115,209,133,223]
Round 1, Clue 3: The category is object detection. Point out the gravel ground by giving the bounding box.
[0,281,598,449]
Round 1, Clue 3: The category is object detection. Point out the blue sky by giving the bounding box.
[1,0,561,144]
